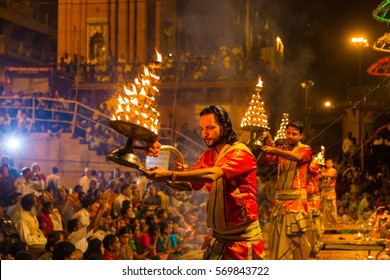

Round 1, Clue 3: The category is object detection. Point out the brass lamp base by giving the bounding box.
[107,121,151,173]
[109,120,158,143]
[107,147,146,173]
[106,131,193,191]
[245,131,265,158]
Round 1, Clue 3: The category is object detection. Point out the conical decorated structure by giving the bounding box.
[241,77,270,132]
[274,113,289,141]
[313,145,325,165]
[109,49,163,140]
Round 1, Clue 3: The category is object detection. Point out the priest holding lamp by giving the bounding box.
[146,105,265,260]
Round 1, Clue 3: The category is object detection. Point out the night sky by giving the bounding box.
[269,0,387,98]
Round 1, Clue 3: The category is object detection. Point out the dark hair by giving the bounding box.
[41,201,52,214]
[117,226,130,237]
[287,120,304,134]
[8,192,21,203]
[83,238,103,260]
[7,241,28,258]
[145,214,156,225]
[129,223,139,234]
[103,234,117,251]
[200,105,238,145]
[52,241,76,260]
[81,197,96,209]
[157,208,167,219]
[20,194,36,211]
[44,231,63,252]
[15,250,36,260]
[73,185,83,193]
[52,166,58,173]
[47,181,58,196]
[148,221,160,236]
[159,221,169,234]
[67,219,79,233]
[121,200,132,217]
[121,183,131,193]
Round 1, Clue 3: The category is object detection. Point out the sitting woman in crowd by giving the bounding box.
[83,238,104,260]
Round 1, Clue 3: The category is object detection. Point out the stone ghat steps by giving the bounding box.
[3,132,130,188]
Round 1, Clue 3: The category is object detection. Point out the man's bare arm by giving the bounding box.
[262,146,303,162]
[146,166,224,183]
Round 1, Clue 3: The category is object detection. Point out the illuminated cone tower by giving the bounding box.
[241,77,270,131]
[241,77,269,156]
[274,113,289,145]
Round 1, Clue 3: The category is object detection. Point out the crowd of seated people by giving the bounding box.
[0,90,73,135]
[0,160,208,260]
[54,45,264,85]
[0,89,128,156]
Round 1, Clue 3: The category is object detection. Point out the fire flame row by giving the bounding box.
[110,50,163,135]
[241,77,270,130]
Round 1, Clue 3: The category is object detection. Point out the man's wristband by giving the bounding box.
[171,171,176,182]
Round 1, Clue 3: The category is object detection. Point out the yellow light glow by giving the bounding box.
[351,37,369,48]
[156,49,162,62]
[256,77,263,88]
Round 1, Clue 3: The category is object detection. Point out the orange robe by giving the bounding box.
[191,143,264,260]
[266,142,312,260]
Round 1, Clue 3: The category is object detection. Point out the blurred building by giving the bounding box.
[0,0,57,94]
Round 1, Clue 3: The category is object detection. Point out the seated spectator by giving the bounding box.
[52,90,66,111]
[117,226,133,260]
[38,201,54,236]
[0,109,11,133]
[72,197,99,227]
[14,194,47,252]
[0,164,16,206]
[347,193,359,217]
[102,234,121,260]
[16,110,34,133]
[3,240,28,260]
[142,184,161,210]
[120,200,135,226]
[89,131,102,152]
[14,167,44,197]
[357,192,374,222]
[337,206,354,223]
[83,238,104,260]
[52,241,76,260]
[39,231,64,260]
[67,200,109,253]
[46,167,61,188]
[15,250,36,260]
[47,117,64,138]
[112,184,132,217]
[31,162,47,185]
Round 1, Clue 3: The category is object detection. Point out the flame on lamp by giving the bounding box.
[256,77,263,88]
[109,49,164,135]
[240,76,269,131]
[155,48,162,62]
[275,113,289,141]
